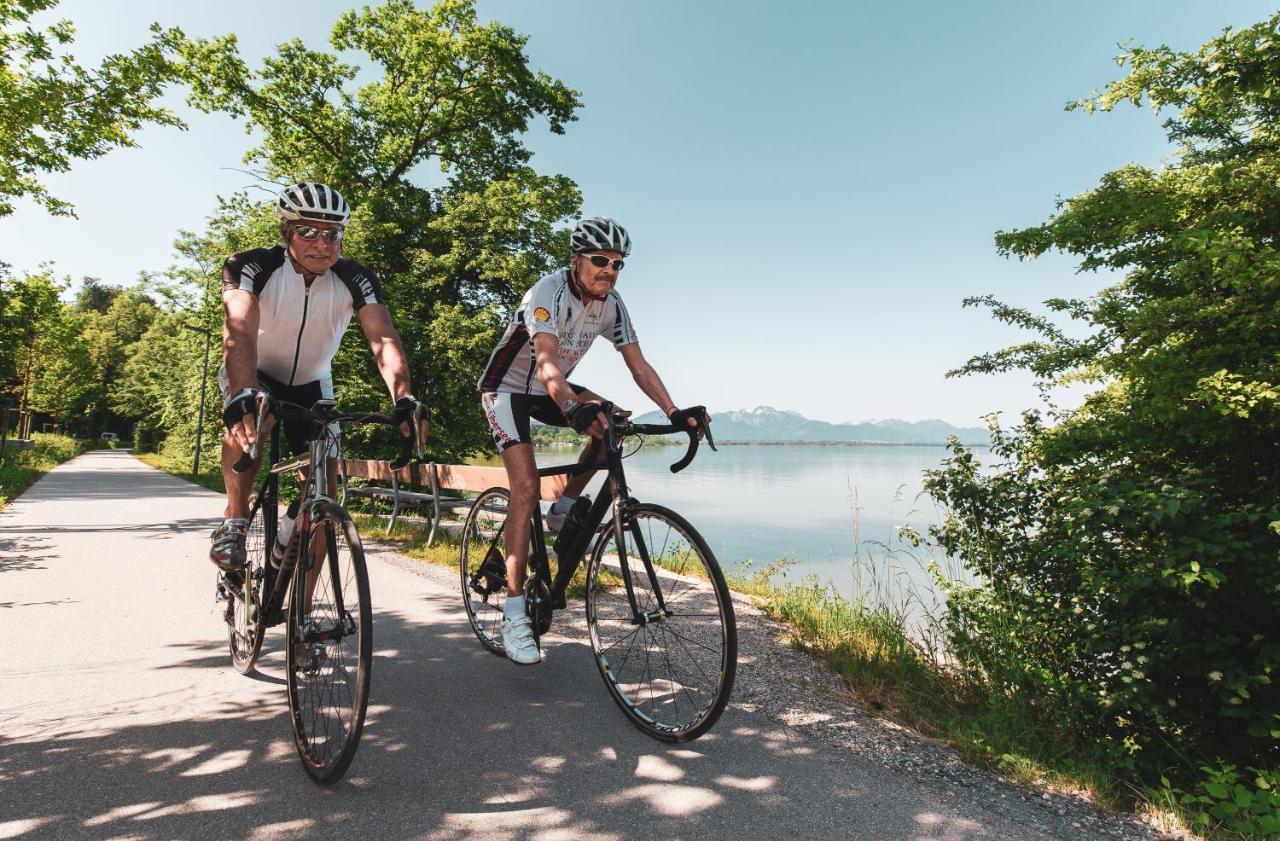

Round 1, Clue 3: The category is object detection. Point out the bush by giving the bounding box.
[925,14,1280,825]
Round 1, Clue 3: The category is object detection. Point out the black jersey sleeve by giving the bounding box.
[221,246,287,297]
[333,258,385,311]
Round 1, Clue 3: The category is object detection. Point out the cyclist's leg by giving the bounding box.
[528,385,605,499]
[498,443,539,596]
[217,366,277,518]
[213,367,275,569]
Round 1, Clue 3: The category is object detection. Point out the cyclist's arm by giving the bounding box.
[619,343,705,436]
[532,333,606,437]
[357,303,412,402]
[222,288,260,450]
[223,289,259,393]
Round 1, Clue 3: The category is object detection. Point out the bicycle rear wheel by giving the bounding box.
[285,500,372,785]
[459,487,513,655]
[585,503,737,742]
[226,491,269,674]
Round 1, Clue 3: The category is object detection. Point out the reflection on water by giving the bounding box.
[532,442,973,604]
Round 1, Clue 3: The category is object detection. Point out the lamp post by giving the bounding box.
[182,323,213,475]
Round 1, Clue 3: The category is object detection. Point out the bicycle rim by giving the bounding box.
[228,493,267,674]
[285,501,372,785]
[586,503,737,742]
[459,487,511,655]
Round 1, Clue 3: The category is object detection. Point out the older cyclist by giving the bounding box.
[210,182,424,570]
[477,216,707,664]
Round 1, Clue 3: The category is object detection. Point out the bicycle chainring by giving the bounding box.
[525,577,553,637]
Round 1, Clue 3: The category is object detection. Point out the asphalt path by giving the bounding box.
[1,450,1076,840]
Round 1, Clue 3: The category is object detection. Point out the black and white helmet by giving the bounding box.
[571,216,631,257]
[276,182,351,225]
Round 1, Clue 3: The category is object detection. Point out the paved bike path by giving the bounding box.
[0,451,1076,840]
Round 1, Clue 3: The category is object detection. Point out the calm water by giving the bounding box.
[534,442,973,605]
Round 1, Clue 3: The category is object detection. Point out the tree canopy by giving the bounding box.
[174,0,583,460]
[0,0,182,217]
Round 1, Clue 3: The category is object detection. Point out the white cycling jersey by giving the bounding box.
[221,246,384,387]
[478,269,638,395]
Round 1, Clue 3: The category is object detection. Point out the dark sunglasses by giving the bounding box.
[584,254,624,271]
[290,224,344,244]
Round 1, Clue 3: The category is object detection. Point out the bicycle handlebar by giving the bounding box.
[610,404,716,473]
[231,395,421,474]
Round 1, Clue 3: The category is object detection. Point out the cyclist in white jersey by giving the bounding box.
[210,182,425,570]
[477,216,708,664]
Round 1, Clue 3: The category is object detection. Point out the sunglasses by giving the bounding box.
[290,225,344,244]
[583,254,624,271]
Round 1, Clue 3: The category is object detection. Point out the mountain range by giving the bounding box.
[631,406,989,446]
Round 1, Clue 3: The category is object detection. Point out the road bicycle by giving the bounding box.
[459,406,737,742]
[216,395,417,783]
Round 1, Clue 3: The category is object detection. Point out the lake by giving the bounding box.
[533,442,976,609]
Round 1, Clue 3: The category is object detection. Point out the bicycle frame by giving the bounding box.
[531,412,697,626]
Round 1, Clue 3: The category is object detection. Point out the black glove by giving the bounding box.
[392,395,425,427]
[564,400,603,433]
[667,406,705,429]
[223,388,263,432]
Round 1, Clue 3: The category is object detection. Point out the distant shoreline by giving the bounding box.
[712,439,988,448]
[534,436,988,448]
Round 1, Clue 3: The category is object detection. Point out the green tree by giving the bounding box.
[177,0,582,461]
[0,0,183,217]
[925,14,1280,810]
[73,277,120,314]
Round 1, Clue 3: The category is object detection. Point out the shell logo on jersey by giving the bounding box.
[533,306,552,322]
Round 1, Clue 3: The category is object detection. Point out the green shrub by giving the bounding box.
[923,13,1280,826]
[1163,764,1280,839]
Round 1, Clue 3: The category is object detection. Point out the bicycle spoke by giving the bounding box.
[586,504,736,742]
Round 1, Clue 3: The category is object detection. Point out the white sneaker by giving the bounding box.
[545,495,583,534]
[545,499,571,534]
[501,602,540,665]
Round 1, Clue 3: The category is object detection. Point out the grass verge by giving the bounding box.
[135,452,226,495]
[0,434,93,509]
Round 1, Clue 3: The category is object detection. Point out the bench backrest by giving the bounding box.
[434,464,566,502]
[342,460,566,502]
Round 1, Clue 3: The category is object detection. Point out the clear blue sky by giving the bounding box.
[3,0,1273,426]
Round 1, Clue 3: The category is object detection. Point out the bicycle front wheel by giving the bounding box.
[285,500,372,785]
[585,503,737,742]
[227,491,269,674]
[459,487,513,655]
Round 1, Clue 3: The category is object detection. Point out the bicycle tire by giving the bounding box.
[459,487,513,655]
[227,491,269,674]
[585,503,737,742]
[285,500,372,785]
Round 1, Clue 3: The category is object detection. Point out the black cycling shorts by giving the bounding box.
[481,384,601,453]
[218,367,334,456]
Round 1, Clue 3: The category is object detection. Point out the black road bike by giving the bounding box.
[217,395,417,784]
[460,406,737,742]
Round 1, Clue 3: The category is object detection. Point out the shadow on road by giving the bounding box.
[0,589,985,841]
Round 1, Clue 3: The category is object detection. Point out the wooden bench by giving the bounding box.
[340,460,566,544]
[339,459,419,536]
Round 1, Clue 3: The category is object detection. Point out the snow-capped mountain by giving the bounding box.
[633,406,988,445]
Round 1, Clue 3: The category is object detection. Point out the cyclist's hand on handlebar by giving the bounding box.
[565,399,608,439]
[393,394,428,447]
[668,406,711,441]
[223,388,264,453]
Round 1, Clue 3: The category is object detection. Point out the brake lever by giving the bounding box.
[231,394,271,474]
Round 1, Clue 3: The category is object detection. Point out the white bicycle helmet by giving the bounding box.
[276,182,351,225]
[570,216,631,257]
